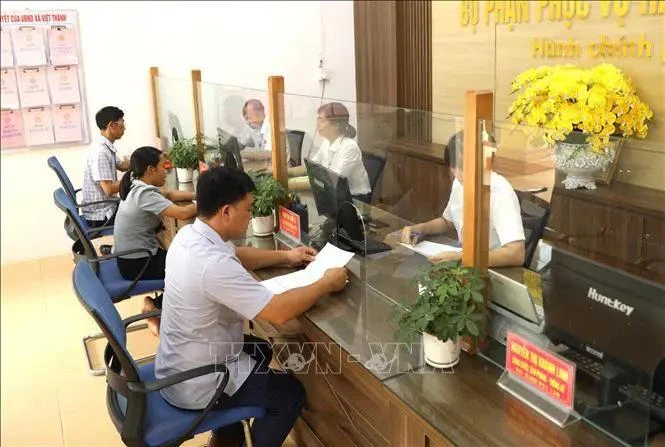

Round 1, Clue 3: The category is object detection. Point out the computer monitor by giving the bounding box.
[488,270,542,326]
[305,159,352,218]
[220,136,244,172]
[543,246,665,374]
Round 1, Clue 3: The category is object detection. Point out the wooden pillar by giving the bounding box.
[268,76,288,188]
[461,90,493,271]
[460,90,493,355]
[149,67,161,139]
[191,69,203,151]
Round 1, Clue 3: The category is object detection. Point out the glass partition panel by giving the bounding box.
[487,120,663,446]
[155,75,196,151]
[198,81,272,174]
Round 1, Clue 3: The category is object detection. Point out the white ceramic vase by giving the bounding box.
[252,213,275,237]
[423,332,460,368]
[176,167,194,183]
[552,133,613,190]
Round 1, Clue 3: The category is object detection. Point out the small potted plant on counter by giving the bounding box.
[168,137,201,183]
[250,174,288,236]
[395,261,487,368]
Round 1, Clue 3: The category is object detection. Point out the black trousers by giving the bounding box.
[212,335,305,447]
[117,249,167,308]
[116,248,167,281]
[86,211,116,228]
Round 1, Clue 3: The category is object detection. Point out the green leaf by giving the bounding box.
[471,291,484,303]
[466,319,479,336]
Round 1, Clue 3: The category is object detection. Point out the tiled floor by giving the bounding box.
[0,253,293,447]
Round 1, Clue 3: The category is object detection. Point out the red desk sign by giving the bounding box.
[278,206,301,242]
[505,332,576,409]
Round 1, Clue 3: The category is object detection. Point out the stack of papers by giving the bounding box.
[398,241,462,258]
[261,243,354,294]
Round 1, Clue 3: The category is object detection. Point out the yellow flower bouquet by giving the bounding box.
[509,64,653,189]
[509,63,653,153]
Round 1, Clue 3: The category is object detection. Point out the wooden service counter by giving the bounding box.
[157,174,620,446]
[548,172,665,284]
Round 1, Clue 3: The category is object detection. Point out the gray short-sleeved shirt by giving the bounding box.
[155,219,273,410]
[113,180,172,259]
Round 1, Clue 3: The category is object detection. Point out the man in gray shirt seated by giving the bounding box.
[155,167,348,447]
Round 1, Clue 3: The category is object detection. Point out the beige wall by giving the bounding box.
[432,1,665,190]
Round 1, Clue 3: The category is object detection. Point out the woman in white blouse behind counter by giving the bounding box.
[288,102,372,199]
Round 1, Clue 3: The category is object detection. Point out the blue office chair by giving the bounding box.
[48,156,117,239]
[54,188,164,374]
[73,260,266,447]
[359,152,387,204]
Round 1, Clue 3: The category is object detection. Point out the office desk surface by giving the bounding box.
[159,171,628,446]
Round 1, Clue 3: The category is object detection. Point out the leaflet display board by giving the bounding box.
[0,10,88,150]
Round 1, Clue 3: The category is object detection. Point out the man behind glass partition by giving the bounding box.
[237,99,290,164]
[401,132,525,267]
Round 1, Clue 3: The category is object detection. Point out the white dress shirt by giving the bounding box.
[155,219,273,409]
[442,173,525,250]
[309,135,371,196]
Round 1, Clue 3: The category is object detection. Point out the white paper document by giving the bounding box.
[261,243,354,294]
[399,241,462,258]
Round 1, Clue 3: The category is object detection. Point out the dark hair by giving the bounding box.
[95,106,124,130]
[119,146,163,200]
[444,131,463,169]
[317,102,356,139]
[242,99,265,118]
[196,167,256,218]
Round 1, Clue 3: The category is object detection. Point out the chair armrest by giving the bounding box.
[123,309,161,328]
[92,249,161,299]
[127,363,229,393]
[92,248,153,262]
[77,198,120,209]
[148,363,235,446]
[87,225,115,237]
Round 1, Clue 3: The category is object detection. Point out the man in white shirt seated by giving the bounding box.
[401,132,526,267]
[155,166,348,447]
[236,99,290,164]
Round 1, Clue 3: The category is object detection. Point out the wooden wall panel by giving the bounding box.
[354,1,398,107]
[432,1,665,190]
[396,0,432,140]
[355,0,433,141]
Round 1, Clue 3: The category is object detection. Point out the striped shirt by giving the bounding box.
[82,136,120,221]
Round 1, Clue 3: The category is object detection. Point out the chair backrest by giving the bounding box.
[53,188,98,259]
[72,260,145,443]
[286,129,305,167]
[362,152,387,202]
[47,156,78,203]
[515,190,551,269]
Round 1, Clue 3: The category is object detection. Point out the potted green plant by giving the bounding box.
[250,174,288,236]
[395,262,487,368]
[168,137,201,183]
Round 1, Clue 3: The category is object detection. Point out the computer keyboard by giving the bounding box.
[619,384,665,422]
[337,228,392,255]
[562,349,603,380]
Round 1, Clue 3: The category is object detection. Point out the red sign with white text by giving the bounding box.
[505,332,576,409]
[278,206,301,242]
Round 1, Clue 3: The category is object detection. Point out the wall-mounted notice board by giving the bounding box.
[1,10,89,150]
